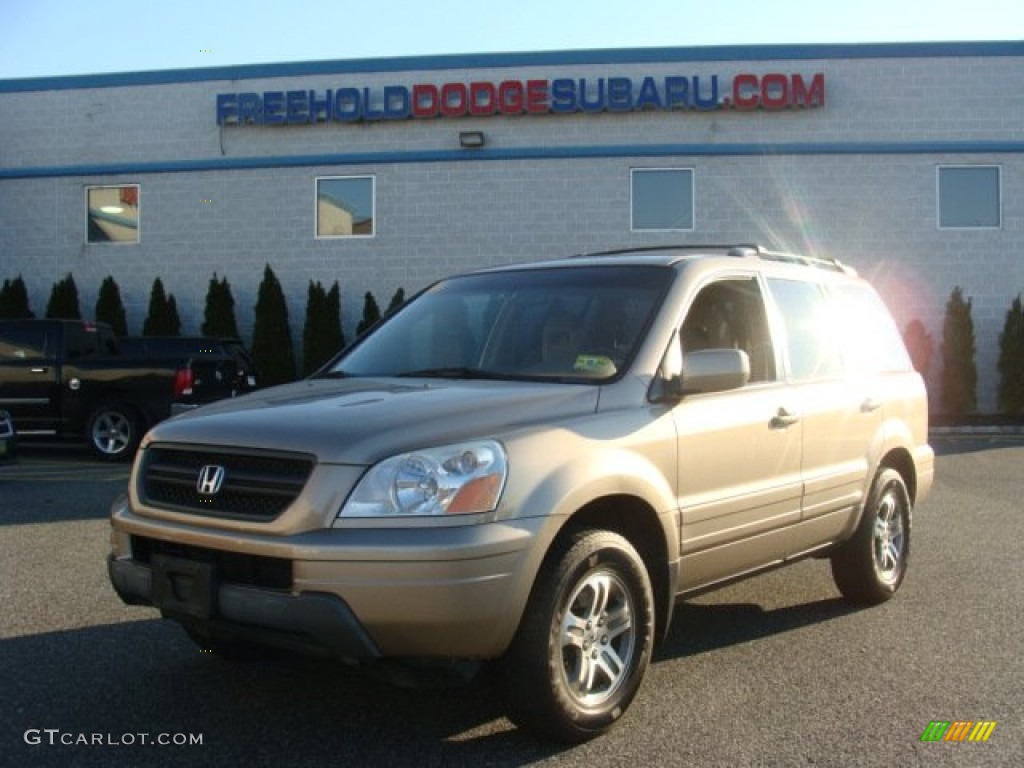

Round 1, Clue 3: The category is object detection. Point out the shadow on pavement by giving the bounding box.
[657,596,862,662]
[0,619,566,768]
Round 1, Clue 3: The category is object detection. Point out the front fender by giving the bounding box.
[489,420,680,649]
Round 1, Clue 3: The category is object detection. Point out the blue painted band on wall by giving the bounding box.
[2,141,1022,180]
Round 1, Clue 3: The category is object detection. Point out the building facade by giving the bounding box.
[1,42,1021,410]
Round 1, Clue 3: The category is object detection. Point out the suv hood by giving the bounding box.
[147,377,601,464]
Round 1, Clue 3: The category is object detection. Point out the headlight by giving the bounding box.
[337,440,507,520]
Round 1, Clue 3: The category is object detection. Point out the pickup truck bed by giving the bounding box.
[0,320,249,460]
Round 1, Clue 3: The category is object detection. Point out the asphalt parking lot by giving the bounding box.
[1,436,1021,767]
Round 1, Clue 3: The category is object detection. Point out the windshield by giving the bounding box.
[325,265,671,383]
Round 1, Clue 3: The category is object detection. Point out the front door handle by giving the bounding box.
[860,397,883,413]
[770,408,800,429]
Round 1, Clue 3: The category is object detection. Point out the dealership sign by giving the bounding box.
[216,73,824,125]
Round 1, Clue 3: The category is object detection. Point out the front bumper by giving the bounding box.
[109,555,381,658]
[108,498,547,660]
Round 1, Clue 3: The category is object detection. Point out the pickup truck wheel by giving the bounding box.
[504,529,654,742]
[87,404,141,461]
[831,468,911,604]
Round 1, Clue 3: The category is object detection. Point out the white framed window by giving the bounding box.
[316,176,375,238]
[86,184,140,243]
[937,165,1001,229]
[631,168,694,231]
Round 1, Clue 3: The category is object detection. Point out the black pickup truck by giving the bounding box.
[116,336,258,405]
[0,319,248,460]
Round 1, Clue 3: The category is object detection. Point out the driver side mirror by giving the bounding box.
[681,348,750,394]
[651,345,750,402]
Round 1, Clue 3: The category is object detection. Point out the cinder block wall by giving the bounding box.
[2,45,1021,410]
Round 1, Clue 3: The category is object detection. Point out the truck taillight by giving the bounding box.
[173,368,194,397]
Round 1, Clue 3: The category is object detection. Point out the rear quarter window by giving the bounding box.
[829,283,912,373]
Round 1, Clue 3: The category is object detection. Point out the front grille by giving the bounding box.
[132,535,292,590]
[140,443,315,521]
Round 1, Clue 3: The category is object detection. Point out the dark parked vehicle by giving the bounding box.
[116,336,259,410]
[0,319,246,460]
[0,409,16,463]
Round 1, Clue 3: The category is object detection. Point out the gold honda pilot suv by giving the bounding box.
[108,245,933,741]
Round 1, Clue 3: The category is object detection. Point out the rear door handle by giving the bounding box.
[770,408,800,429]
[30,367,50,374]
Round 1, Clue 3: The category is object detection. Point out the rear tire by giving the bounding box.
[504,528,654,742]
[86,403,141,462]
[831,468,911,604]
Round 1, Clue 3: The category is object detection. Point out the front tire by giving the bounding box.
[87,403,141,461]
[831,468,911,604]
[504,528,654,742]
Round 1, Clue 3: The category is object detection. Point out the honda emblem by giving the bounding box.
[196,464,226,495]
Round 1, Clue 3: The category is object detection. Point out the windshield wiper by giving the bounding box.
[395,367,503,380]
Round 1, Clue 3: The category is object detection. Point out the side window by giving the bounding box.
[63,323,112,359]
[831,283,912,373]
[64,324,93,359]
[767,278,844,381]
[0,326,50,360]
[681,277,777,383]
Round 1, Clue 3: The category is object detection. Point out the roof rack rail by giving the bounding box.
[572,244,761,258]
[740,246,854,274]
[571,243,855,275]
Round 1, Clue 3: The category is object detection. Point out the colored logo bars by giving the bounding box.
[920,720,997,743]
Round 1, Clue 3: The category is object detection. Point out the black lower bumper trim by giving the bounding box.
[107,556,381,659]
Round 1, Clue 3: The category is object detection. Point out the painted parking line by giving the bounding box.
[0,464,130,482]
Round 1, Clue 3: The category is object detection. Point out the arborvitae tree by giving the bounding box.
[0,280,11,319]
[386,287,406,315]
[201,273,240,339]
[997,295,1024,415]
[143,277,181,336]
[302,280,346,376]
[302,280,328,376]
[356,291,381,335]
[251,264,296,386]
[0,276,34,318]
[326,281,344,353]
[94,275,128,336]
[45,273,81,319]
[143,277,167,335]
[903,319,933,379]
[939,286,977,417]
[166,294,182,336]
